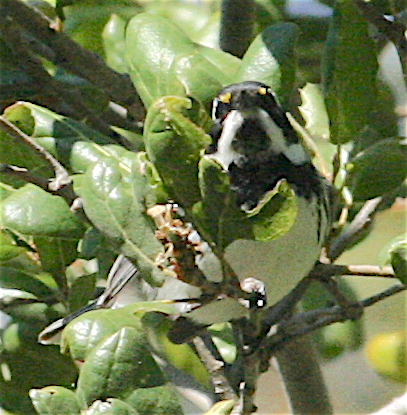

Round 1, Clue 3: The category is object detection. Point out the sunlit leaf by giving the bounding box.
[30,386,80,415]
[322,0,377,144]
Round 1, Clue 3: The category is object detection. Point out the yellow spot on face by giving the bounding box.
[219,92,232,104]
[257,87,268,95]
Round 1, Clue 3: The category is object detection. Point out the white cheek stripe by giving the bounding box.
[208,110,245,170]
[257,109,308,165]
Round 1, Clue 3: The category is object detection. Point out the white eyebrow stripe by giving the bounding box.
[211,98,219,120]
[208,110,244,170]
[257,109,309,165]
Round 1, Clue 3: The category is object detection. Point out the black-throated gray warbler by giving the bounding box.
[206,81,332,306]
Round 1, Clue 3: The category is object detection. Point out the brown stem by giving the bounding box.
[192,336,238,402]
[0,0,145,119]
[327,196,383,260]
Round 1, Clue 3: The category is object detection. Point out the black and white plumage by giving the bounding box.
[206,81,332,304]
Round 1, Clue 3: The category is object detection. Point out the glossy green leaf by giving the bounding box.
[298,83,330,140]
[0,230,28,262]
[346,138,407,201]
[61,307,144,362]
[84,398,139,415]
[73,153,165,286]
[30,386,80,415]
[0,105,54,187]
[61,302,179,361]
[208,323,237,364]
[144,95,211,207]
[142,312,210,386]
[193,156,297,250]
[1,184,84,237]
[236,23,299,104]
[0,248,57,298]
[62,3,141,56]
[4,102,117,174]
[76,326,165,408]
[125,385,183,415]
[102,14,128,74]
[322,0,378,144]
[125,13,232,107]
[0,272,54,304]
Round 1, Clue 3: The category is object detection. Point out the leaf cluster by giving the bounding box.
[0,0,406,414]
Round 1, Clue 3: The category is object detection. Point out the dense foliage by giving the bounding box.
[0,0,406,414]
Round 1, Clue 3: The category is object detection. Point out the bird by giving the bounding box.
[204,81,332,306]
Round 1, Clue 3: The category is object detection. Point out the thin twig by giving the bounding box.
[192,336,238,402]
[0,116,71,191]
[275,333,333,415]
[0,164,51,192]
[327,196,383,260]
[219,0,255,58]
[260,283,406,357]
[311,262,396,279]
[0,0,145,119]
[287,113,331,179]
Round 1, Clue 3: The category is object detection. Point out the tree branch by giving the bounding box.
[0,0,145,119]
[327,196,383,260]
[192,336,238,402]
[275,333,333,415]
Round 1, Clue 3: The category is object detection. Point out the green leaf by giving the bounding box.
[73,152,165,286]
[84,399,139,415]
[346,138,407,201]
[0,250,56,298]
[102,14,128,74]
[380,235,407,284]
[34,235,79,292]
[298,83,330,140]
[61,307,144,362]
[61,302,179,361]
[144,96,211,207]
[142,312,210,386]
[125,13,233,107]
[30,386,80,415]
[4,102,117,174]
[0,230,28,262]
[193,156,297,250]
[1,184,84,237]
[76,327,165,408]
[207,323,237,364]
[322,0,378,144]
[0,105,54,187]
[68,273,97,313]
[236,22,299,104]
[125,385,183,415]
